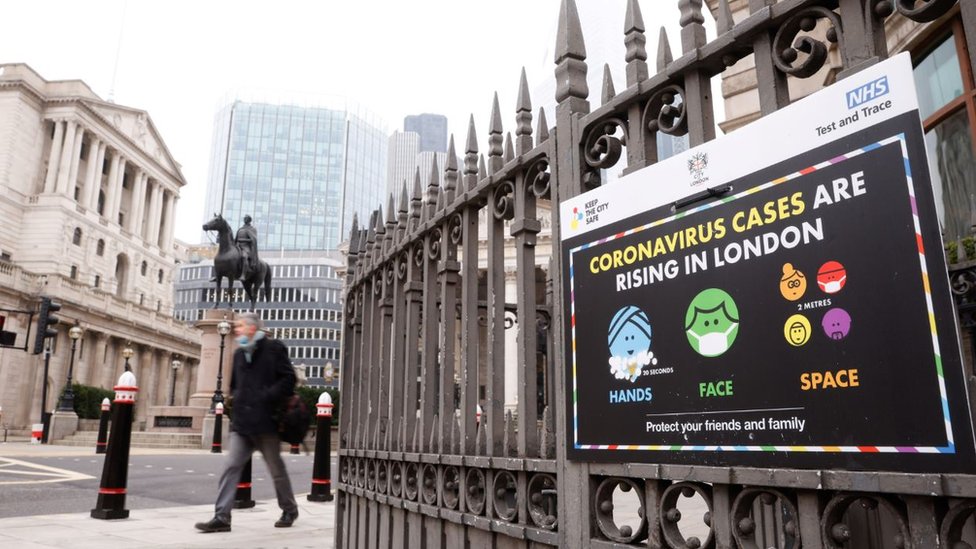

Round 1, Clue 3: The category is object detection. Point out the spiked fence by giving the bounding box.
[336,0,976,547]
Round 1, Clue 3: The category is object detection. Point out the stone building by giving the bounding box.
[0,63,199,433]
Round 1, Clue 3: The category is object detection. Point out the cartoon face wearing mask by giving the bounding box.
[685,288,739,357]
[817,261,847,294]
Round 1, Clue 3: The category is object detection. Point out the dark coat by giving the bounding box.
[229,336,295,435]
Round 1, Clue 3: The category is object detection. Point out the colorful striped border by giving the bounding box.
[569,134,955,454]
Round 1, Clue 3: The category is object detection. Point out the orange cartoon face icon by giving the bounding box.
[779,263,806,301]
[817,261,847,294]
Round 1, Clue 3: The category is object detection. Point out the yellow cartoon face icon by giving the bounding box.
[784,314,811,347]
[780,263,807,301]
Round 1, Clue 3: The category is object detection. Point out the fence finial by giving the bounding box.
[397,182,409,232]
[504,132,514,163]
[374,203,385,238]
[602,63,616,105]
[516,68,533,154]
[555,0,588,106]
[488,92,504,174]
[348,213,360,256]
[537,108,550,143]
[624,0,648,86]
[386,193,396,227]
[464,115,479,192]
[444,135,458,204]
[478,154,487,180]
[410,168,423,230]
[427,156,441,215]
[657,26,673,73]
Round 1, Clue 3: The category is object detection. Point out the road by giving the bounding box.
[0,446,330,519]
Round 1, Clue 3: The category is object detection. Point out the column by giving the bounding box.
[91,333,109,389]
[55,120,78,194]
[104,152,120,220]
[504,270,518,413]
[145,181,162,243]
[135,346,154,423]
[81,136,101,209]
[43,120,65,193]
[160,192,177,252]
[110,157,127,225]
[65,125,85,197]
[129,172,146,234]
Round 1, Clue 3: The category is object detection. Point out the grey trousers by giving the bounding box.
[214,430,298,522]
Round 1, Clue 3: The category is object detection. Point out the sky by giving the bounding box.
[1,0,716,245]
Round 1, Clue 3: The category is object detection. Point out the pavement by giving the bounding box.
[0,440,336,549]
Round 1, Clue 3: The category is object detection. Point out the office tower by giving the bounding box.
[404,113,447,153]
[204,98,387,251]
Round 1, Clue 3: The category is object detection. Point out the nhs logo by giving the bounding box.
[846,76,889,109]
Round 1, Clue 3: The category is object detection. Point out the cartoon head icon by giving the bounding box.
[570,207,583,230]
[608,306,652,358]
[822,308,852,340]
[607,306,655,383]
[817,261,847,294]
[780,263,807,301]
[784,314,811,346]
[685,288,739,357]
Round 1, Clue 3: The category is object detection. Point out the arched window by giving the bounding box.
[96,239,105,256]
[141,261,148,276]
[72,227,82,246]
[70,265,78,279]
[157,269,164,283]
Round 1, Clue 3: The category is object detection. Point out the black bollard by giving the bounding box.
[290,442,300,455]
[307,392,334,502]
[211,402,223,454]
[91,371,137,520]
[234,457,256,508]
[95,398,110,455]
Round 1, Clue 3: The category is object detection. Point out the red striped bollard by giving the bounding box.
[290,442,301,455]
[211,402,223,454]
[95,398,110,455]
[307,391,333,502]
[234,458,256,508]
[91,371,137,520]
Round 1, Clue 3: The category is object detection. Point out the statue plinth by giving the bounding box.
[188,309,238,410]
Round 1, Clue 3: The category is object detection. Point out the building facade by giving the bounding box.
[386,130,420,198]
[173,250,344,387]
[0,64,200,431]
[203,99,388,251]
[403,113,447,153]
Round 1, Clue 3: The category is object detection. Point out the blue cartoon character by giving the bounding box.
[607,305,657,383]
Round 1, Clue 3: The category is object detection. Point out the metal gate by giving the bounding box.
[336,0,976,546]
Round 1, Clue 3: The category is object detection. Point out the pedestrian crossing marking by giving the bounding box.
[0,457,94,485]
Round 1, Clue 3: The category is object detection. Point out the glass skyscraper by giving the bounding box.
[204,99,387,251]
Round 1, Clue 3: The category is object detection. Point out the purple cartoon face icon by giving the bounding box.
[821,308,851,340]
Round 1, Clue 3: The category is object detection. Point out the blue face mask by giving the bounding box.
[237,335,250,346]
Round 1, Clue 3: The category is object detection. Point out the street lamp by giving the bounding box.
[212,319,231,410]
[57,324,83,412]
[169,356,182,406]
[122,345,134,372]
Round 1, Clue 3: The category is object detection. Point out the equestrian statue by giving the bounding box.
[202,214,272,310]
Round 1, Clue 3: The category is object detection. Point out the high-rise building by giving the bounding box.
[0,64,199,433]
[386,130,420,198]
[204,98,387,251]
[404,113,447,153]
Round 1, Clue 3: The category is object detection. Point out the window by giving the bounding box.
[96,239,105,256]
[913,18,976,242]
[157,269,164,283]
[97,191,106,215]
[72,227,82,245]
[93,274,100,288]
[70,265,78,279]
[141,261,148,276]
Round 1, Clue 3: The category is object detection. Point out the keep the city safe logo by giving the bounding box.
[685,288,739,357]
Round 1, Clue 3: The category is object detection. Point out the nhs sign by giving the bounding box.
[846,76,889,109]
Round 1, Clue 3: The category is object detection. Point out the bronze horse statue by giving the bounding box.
[202,214,272,310]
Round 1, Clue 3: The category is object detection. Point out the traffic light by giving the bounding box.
[32,297,61,355]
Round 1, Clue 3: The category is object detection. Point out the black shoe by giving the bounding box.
[274,510,298,528]
[195,517,231,533]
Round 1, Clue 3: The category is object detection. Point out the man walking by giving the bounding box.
[195,312,299,533]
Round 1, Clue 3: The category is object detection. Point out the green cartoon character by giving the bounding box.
[685,288,739,357]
